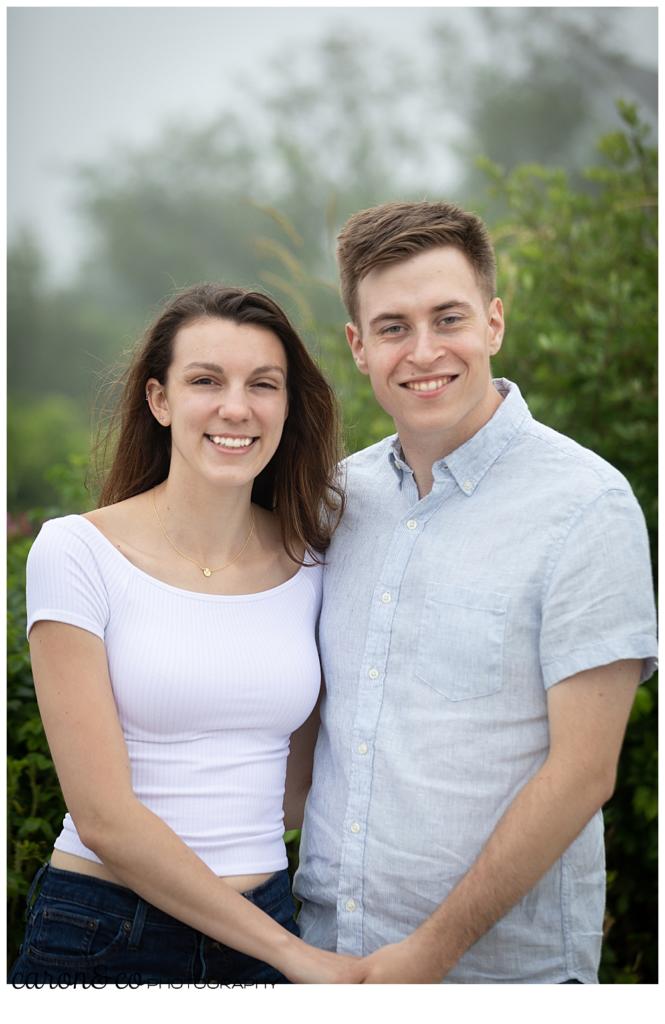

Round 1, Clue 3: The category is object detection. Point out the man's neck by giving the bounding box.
[394,436,437,497]
[405,455,434,498]
[397,385,504,498]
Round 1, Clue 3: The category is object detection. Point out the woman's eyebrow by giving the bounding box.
[183,361,224,373]
[183,361,285,378]
[252,365,286,378]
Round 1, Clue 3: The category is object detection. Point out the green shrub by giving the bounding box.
[7,457,92,968]
[7,535,67,966]
[8,398,90,513]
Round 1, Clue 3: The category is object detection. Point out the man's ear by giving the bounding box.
[145,378,171,427]
[487,297,505,357]
[346,323,369,375]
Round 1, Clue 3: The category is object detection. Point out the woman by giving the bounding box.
[9,284,364,985]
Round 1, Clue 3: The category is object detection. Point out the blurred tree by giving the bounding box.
[67,13,657,330]
[7,14,657,515]
[431,8,657,199]
[8,230,45,394]
[75,115,269,316]
[8,229,126,401]
[70,30,436,332]
[488,102,656,561]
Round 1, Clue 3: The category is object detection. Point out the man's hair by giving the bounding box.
[337,200,497,324]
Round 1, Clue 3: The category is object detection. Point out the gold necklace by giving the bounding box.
[152,491,255,578]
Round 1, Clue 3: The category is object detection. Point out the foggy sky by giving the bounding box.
[7,6,658,283]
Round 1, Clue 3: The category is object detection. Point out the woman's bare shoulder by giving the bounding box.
[83,493,152,544]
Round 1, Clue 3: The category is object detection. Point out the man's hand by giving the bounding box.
[361,934,447,984]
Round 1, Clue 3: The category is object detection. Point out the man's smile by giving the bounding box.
[400,374,460,395]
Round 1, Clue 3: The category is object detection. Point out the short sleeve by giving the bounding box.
[540,487,657,687]
[26,519,110,640]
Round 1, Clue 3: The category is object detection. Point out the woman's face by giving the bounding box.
[146,316,289,492]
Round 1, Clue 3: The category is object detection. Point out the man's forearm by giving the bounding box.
[359,756,611,983]
[411,758,611,978]
[360,663,638,983]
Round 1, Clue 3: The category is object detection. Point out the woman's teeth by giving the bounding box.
[208,435,254,448]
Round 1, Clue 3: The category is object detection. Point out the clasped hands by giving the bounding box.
[358,937,447,983]
[294,932,447,984]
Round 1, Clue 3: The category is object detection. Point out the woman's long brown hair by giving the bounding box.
[94,284,345,562]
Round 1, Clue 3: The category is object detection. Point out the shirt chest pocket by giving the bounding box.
[415,583,509,701]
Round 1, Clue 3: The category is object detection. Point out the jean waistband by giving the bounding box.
[35,864,289,931]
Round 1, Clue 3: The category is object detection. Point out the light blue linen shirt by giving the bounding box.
[294,378,657,984]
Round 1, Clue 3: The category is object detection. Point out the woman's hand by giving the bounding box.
[278,938,367,984]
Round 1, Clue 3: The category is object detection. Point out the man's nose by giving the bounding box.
[408,327,444,365]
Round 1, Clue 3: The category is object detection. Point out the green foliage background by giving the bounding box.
[6,10,657,982]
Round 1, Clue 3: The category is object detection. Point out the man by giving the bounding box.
[293,201,657,983]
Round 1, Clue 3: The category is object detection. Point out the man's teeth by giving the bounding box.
[405,377,453,392]
[209,435,254,448]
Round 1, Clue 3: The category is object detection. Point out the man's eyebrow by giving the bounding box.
[431,301,474,315]
[368,312,406,329]
[183,362,285,377]
[368,300,474,329]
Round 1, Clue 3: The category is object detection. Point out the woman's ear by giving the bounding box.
[145,378,171,427]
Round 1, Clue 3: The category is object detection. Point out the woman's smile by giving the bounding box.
[206,433,258,453]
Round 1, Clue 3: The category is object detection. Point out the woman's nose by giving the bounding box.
[217,387,251,420]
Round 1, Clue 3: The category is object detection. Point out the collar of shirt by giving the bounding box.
[388,378,531,496]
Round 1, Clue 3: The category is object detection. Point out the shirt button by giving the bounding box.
[381,592,391,603]
[345,899,357,912]
[406,519,417,530]
[368,667,379,680]
[357,742,368,755]
[350,822,361,834]
[462,480,473,494]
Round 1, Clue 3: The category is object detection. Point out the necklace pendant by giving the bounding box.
[202,567,212,578]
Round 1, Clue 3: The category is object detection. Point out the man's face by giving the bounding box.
[347,246,505,458]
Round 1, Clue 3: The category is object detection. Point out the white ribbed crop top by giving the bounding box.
[26,515,323,876]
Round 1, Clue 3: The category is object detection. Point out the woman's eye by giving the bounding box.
[192,377,215,386]
[252,381,279,390]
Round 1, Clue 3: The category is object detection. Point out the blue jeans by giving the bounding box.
[9,863,297,985]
